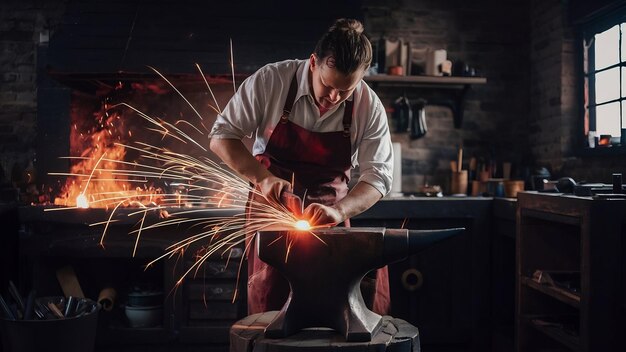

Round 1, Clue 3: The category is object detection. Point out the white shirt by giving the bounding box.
[210,59,393,196]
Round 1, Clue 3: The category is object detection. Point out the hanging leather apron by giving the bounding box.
[245,71,390,315]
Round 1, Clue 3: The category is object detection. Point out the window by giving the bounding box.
[583,14,626,148]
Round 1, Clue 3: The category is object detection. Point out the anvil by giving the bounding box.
[256,226,463,342]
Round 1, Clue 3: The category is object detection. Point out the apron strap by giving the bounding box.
[280,72,299,122]
[342,99,353,137]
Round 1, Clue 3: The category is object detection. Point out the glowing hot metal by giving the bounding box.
[294,220,310,231]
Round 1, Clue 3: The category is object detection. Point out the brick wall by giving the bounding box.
[529,0,581,173]
[0,0,68,188]
[363,0,531,192]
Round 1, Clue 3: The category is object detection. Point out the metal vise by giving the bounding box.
[256,226,464,342]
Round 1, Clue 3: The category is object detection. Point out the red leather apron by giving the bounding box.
[246,72,390,315]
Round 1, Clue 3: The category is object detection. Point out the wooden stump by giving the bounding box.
[230,311,420,352]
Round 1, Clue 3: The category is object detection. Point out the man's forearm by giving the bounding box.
[209,138,272,185]
[333,181,383,220]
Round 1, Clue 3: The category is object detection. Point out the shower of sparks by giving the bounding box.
[46,62,328,300]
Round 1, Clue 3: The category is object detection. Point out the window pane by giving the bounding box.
[596,102,621,137]
[595,25,619,70]
[595,67,620,102]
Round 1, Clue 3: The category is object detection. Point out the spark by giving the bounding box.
[48,63,328,300]
[229,38,236,94]
[195,63,221,115]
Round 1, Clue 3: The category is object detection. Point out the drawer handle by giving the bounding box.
[401,268,424,291]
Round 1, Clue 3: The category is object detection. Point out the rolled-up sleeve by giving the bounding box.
[356,101,393,196]
[209,70,266,140]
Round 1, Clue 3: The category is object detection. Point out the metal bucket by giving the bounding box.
[0,297,99,352]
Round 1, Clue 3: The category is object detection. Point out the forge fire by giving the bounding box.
[42,77,229,209]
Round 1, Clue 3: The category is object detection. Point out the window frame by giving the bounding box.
[577,7,626,155]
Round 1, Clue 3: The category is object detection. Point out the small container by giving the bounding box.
[504,180,525,198]
[598,134,612,146]
[125,305,163,328]
[588,131,597,148]
[471,180,486,196]
[127,290,163,307]
[0,296,99,352]
[387,65,404,76]
[486,179,505,197]
[450,170,468,195]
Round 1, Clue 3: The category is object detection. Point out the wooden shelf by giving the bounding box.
[364,74,487,88]
[521,276,580,308]
[516,192,626,351]
[524,316,581,352]
[363,74,487,129]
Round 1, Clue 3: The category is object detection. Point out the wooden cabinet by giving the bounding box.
[177,245,247,345]
[492,198,517,352]
[18,206,247,351]
[516,192,626,351]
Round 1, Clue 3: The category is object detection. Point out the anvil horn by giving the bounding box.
[382,227,465,265]
[408,228,465,252]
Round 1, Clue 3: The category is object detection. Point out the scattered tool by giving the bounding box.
[8,280,25,319]
[23,290,36,320]
[56,266,85,299]
[0,294,16,320]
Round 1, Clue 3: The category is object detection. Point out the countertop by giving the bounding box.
[355,195,493,219]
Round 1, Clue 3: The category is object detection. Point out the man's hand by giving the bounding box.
[303,182,383,227]
[209,138,290,205]
[303,203,345,227]
[257,174,292,205]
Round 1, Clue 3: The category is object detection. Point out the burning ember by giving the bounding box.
[52,95,164,208]
[49,76,227,209]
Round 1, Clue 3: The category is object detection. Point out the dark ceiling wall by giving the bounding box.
[47,0,364,75]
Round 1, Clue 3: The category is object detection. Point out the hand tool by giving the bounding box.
[280,190,302,217]
[8,280,24,319]
[0,294,16,320]
[23,290,36,320]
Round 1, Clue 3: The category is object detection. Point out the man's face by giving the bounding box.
[309,54,364,111]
